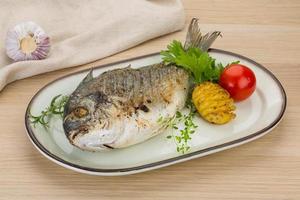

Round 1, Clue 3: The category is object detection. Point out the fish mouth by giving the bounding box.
[65,127,117,151]
[63,116,117,151]
[67,130,115,151]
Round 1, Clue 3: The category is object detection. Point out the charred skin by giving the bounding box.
[63,63,189,151]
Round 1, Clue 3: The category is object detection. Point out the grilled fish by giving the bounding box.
[63,18,221,151]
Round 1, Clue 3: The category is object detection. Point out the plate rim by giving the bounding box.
[24,48,287,174]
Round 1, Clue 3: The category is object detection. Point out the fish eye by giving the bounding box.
[73,107,88,118]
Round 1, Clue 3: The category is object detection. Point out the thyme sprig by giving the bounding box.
[158,106,198,154]
[29,94,69,128]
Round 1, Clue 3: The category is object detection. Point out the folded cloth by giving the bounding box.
[0,0,185,91]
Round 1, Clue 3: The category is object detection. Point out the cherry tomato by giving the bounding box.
[219,64,256,101]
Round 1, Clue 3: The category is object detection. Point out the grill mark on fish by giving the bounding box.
[132,70,138,103]
[140,70,146,102]
[118,69,127,95]
[148,67,153,101]
[127,69,135,101]
[139,104,149,112]
[122,69,128,96]
[151,66,159,100]
[103,144,114,149]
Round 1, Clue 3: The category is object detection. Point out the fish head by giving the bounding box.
[63,71,120,151]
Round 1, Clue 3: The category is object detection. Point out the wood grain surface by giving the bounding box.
[1,0,300,199]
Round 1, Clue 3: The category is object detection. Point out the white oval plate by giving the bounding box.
[25,49,286,176]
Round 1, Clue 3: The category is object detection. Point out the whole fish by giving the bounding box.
[63,18,220,151]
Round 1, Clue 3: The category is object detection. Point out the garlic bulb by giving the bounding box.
[5,21,50,61]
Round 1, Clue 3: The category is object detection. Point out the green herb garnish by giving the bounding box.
[29,94,69,128]
[160,40,225,83]
[158,106,198,154]
[160,40,240,153]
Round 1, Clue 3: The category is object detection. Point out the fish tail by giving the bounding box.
[184,18,221,52]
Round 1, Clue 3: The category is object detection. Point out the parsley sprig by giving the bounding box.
[29,94,69,128]
[158,106,198,154]
[160,40,225,83]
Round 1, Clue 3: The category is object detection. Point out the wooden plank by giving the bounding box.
[0,0,299,199]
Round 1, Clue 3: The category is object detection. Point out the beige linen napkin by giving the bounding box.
[0,0,185,91]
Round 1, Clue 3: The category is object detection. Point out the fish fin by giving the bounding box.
[184,18,222,52]
[77,69,94,88]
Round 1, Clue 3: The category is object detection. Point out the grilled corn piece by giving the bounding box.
[192,82,236,124]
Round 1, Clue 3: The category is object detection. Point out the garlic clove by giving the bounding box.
[5,21,50,62]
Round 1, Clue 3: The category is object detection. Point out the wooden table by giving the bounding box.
[1,0,300,199]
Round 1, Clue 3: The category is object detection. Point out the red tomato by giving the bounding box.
[219,64,256,101]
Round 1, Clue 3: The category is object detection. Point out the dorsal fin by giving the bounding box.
[77,69,94,89]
